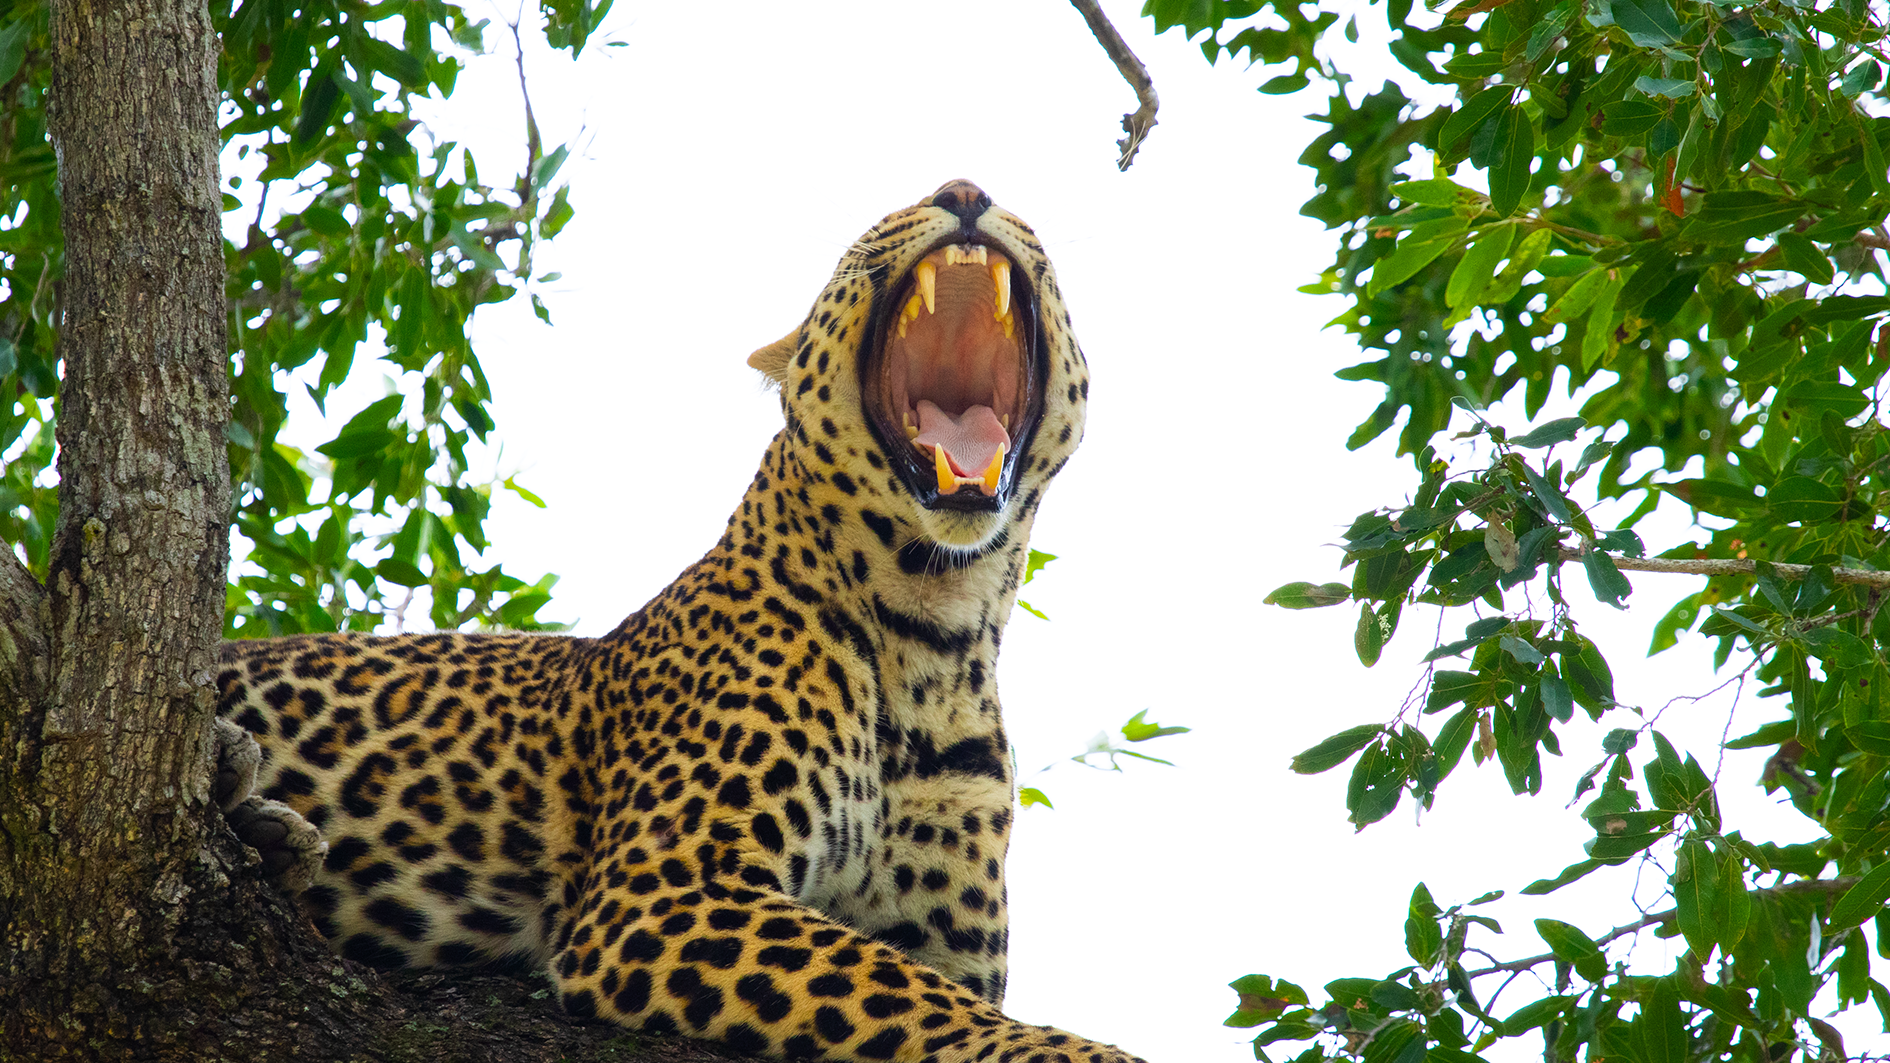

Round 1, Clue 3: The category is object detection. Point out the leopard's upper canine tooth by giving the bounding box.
[991,260,1011,317]
[916,261,936,315]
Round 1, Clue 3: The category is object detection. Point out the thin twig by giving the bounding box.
[1557,548,1890,589]
[1464,876,1859,978]
[508,6,543,208]
[1068,0,1159,170]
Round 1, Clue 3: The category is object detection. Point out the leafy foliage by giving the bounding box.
[1148,0,1890,1056]
[1,0,604,635]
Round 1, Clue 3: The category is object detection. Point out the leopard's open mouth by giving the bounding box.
[865,239,1040,511]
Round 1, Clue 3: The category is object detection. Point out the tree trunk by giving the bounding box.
[0,0,247,1045]
[0,0,377,1053]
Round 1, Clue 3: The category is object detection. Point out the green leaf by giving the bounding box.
[1776,232,1835,285]
[1608,0,1683,46]
[1509,417,1586,448]
[1440,87,1514,155]
[1563,637,1614,713]
[1638,979,1686,1063]
[1291,725,1384,775]
[1488,106,1536,217]
[315,394,404,459]
[1355,599,1399,667]
[1426,670,1483,713]
[1022,549,1056,585]
[1717,854,1752,953]
[1519,462,1572,524]
[1499,995,1572,1035]
[1722,37,1781,57]
[1600,100,1664,136]
[1018,787,1053,809]
[1225,974,1309,1027]
[0,18,32,86]
[1673,838,1720,959]
[1265,581,1353,608]
[301,205,349,236]
[1829,863,1890,930]
[1782,379,1871,417]
[503,476,547,508]
[1446,227,1517,311]
[1535,919,1606,982]
[1120,709,1190,742]
[1367,220,1469,296]
[1405,883,1444,966]
[294,66,341,147]
[1683,192,1805,245]
[1346,740,1404,827]
[1662,479,1765,518]
[376,558,427,588]
[1392,179,1477,207]
[1523,858,1605,894]
[1581,550,1633,608]
[1499,634,1545,665]
[1634,76,1696,98]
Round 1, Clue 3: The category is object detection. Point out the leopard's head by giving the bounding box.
[750,180,1086,554]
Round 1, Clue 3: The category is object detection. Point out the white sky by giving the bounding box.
[238,0,1880,1057]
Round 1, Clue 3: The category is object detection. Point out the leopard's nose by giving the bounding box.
[927,179,993,227]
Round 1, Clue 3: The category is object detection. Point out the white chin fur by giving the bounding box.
[915,505,1008,552]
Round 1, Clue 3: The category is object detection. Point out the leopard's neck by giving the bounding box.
[710,428,1030,747]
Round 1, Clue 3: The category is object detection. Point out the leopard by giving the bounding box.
[213,179,1146,1063]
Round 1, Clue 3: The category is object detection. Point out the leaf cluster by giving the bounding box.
[1147,0,1890,1055]
[2,0,606,634]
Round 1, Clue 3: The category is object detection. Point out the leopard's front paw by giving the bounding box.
[226,797,327,894]
[212,717,261,812]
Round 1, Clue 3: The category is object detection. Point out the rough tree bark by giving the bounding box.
[0,0,324,1052]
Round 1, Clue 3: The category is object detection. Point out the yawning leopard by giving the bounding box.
[214,179,1145,1063]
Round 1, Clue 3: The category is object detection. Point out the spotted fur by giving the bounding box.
[216,182,1143,1063]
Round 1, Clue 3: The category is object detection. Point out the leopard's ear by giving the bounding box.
[746,328,799,388]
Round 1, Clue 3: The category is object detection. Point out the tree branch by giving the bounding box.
[1558,548,1890,589]
[1068,0,1159,170]
[1465,876,1859,978]
[0,547,46,699]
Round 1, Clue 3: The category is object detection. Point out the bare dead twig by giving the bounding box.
[508,7,543,208]
[1068,0,1159,171]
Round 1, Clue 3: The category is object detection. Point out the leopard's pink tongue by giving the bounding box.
[913,400,1009,491]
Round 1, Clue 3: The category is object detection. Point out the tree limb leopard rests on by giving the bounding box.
[214,181,1146,1063]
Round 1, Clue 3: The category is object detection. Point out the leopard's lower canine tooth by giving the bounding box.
[898,293,923,338]
[933,443,955,494]
[979,443,1004,495]
[916,261,936,315]
[991,260,1010,317]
